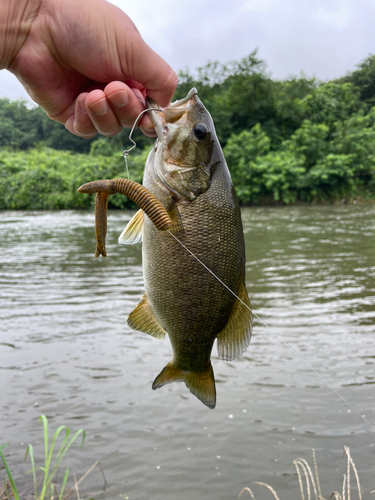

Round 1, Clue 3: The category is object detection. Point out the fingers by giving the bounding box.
[86,89,123,137]
[104,82,155,134]
[65,93,97,138]
[65,82,157,138]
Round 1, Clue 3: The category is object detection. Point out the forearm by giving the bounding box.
[0,0,41,69]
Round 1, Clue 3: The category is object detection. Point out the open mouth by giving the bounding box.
[146,88,198,142]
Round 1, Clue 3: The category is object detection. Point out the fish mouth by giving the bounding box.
[167,88,198,108]
[146,88,198,142]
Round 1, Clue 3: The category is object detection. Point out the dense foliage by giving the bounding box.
[0,146,147,210]
[1,50,375,208]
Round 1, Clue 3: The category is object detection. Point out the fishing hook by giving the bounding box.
[122,108,164,158]
[122,87,199,158]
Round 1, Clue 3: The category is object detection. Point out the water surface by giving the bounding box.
[1,206,374,499]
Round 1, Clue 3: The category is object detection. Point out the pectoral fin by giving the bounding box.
[152,361,216,409]
[118,199,182,243]
[166,197,184,238]
[127,294,166,339]
[118,209,144,245]
[216,282,253,361]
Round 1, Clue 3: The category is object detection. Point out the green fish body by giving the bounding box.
[121,89,252,408]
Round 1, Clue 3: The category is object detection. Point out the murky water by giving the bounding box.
[1,206,374,499]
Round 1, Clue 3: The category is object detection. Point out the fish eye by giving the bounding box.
[193,123,208,141]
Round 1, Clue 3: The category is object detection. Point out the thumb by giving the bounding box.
[113,16,178,106]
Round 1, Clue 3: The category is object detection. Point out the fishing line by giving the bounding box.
[167,229,375,432]
[124,154,130,180]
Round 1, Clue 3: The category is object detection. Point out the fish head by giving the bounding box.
[146,88,218,201]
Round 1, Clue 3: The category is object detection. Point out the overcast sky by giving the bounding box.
[1,0,375,103]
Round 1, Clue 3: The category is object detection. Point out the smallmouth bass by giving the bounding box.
[79,88,252,409]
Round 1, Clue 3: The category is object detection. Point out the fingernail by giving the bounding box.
[132,88,145,106]
[89,98,108,116]
[108,90,128,109]
[78,97,88,114]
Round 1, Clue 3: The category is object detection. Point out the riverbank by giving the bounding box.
[241,194,375,206]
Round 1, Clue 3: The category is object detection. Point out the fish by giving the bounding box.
[79,88,252,409]
[119,88,253,409]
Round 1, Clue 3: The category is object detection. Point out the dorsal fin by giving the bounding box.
[216,282,253,361]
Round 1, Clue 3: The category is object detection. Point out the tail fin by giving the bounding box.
[152,361,216,409]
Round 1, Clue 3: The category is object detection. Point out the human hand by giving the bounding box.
[1,0,177,138]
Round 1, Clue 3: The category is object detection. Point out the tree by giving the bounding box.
[341,54,375,107]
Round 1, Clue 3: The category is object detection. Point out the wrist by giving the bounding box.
[0,0,42,69]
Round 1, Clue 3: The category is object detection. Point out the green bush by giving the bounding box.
[0,147,149,210]
[224,108,375,204]
[224,125,306,204]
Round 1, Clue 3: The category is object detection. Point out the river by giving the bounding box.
[1,206,374,499]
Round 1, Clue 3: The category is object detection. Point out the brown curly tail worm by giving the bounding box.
[94,192,108,257]
[78,178,172,257]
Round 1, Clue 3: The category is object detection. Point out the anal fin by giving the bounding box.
[216,282,253,361]
[127,294,166,339]
[118,209,144,245]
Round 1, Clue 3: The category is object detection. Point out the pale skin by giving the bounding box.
[0,0,178,138]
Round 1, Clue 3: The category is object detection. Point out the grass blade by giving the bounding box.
[39,414,50,500]
[25,444,38,499]
[0,445,21,500]
[237,486,256,499]
[343,446,362,500]
[58,467,70,500]
[55,427,70,462]
[45,426,69,486]
[253,481,280,500]
[48,429,85,485]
